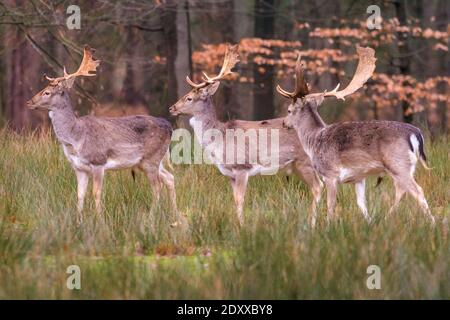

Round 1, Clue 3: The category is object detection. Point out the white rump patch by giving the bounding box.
[408,134,419,176]
[409,134,420,154]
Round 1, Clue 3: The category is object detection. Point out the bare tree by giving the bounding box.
[5,20,29,130]
[253,0,275,120]
[161,0,178,118]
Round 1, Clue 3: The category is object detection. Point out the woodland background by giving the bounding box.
[0,0,449,136]
[0,1,449,300]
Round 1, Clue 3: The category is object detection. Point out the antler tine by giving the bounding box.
[323,46,376,101]
[276,53,309,100]
[186,75,208,89]
[185,43,239,89]
[45,74,56,82]
[325,83,340,94]
[202,43,239,83]
[276,85,295,99]
[64,45,101,80]
[44,45,101,86]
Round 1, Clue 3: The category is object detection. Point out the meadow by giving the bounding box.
[0,128,449,299]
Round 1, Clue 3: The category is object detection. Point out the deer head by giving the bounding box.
[27,45,100,110]
[278,46,376,128]
[169,43,239,116]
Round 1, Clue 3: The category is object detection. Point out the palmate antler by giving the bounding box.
[276,45,376,102]
[323,46,376,100]
[45,45,101,87]
[186,43,240,89]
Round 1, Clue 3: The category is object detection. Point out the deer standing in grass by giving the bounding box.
[27,46,180,224]
[169,44,322,225]
[279,46,435,224]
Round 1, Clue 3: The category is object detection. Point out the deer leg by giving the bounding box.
[158,164,185,227]
[159,165,178,213]
[388,178,406,216]
[230,172,249,226]
[404,178,435,224]
[310,175,323,228]
[294,161,322,227]
[92,167,105,215]
[142,164,162,211]
[324,178,337,221]
[355,179,371,222]
[75,170,89,224]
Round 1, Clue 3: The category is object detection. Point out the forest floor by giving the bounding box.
[0,129,449,299]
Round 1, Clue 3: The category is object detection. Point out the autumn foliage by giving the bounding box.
[192,18,449,116]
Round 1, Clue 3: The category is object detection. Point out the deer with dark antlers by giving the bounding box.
[27,46,181,225]
[169,44,322,225]
[279,46,435,224]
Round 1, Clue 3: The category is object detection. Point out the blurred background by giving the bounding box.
[0,0,448,136]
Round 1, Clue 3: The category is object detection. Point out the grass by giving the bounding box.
[0,128,449,299]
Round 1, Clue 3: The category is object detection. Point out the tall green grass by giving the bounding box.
[0,128,449,299]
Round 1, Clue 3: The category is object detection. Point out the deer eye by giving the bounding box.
[186,97,193,102]
[287,109,292,114]
[43,91,50,96]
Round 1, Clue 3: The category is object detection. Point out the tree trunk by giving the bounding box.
[436,0,449,134]
[174,0,192,128]
[253,0,275,120]
[213,0,242,121]
[121,27,142,106]
[5,25,30,130]
[393,0,413,123]
[161,0,178,119]
[175,0,192,99]
[234,0,254,120]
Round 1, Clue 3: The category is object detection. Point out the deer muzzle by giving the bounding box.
[169,104,179,116]
[282,119,293,129]
[26,99,37,110]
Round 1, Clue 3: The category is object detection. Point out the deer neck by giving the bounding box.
[49,97,84,147]
[189,99,224,144]
[295,104,327,152]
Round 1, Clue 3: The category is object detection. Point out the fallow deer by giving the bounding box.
[279,46,435,224]
[27,46,180,225]
[169,44,322,225]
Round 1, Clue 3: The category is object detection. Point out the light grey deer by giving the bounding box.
[27,46,180,224]
[279,46,435,224]
[169,44,322,225]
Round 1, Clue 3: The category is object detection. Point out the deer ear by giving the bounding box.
[201,82,220,99]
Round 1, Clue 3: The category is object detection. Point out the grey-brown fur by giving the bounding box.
[170,83,322,225]
[284,95,434,223]
[27,84,180,224]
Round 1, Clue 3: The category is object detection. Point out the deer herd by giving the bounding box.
[26,43,435,227]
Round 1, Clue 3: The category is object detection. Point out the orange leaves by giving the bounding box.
[369,74,450,113]
[433,43,448,51]
[421,28,448,40]
[308,18,448,51]
[189,18,448,116]
[152,55,166,64]
[192,38,302,72]
[295,22,311,30]
[310,27,365,39]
